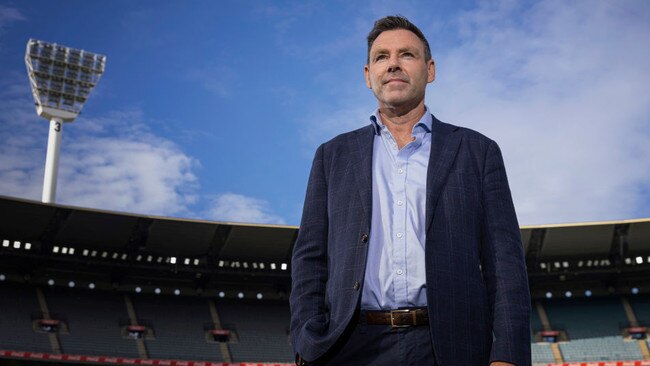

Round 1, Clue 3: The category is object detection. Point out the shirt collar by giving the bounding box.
[370,106,433,135]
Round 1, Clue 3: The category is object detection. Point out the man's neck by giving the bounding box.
[378,101,427,149]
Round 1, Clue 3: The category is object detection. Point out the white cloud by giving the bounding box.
[0,79,199,217]
[204,193,286,225]
[58,131,199,216]
[426,0,650,224]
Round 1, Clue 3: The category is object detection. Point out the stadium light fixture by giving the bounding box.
[584,290,592,297]
[564,291,572,298]
[237,292,244,299]
[218,291,225,298]
[154,288,161,294]
[545,292,552,299]
[47,279,55,286]
[25,39,106,203]
[0,274,5,281]
[174,289,181,296]
[88,283,95,289]
[632,287,640,295]
[68,281,75,288]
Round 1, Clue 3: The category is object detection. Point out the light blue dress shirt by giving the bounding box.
[360,108,432,310]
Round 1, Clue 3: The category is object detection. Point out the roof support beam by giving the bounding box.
[39,207,72,253]
[610,223,630,268]
[526,228,547,272]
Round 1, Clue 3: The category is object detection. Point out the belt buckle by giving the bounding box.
[390,309,413,328]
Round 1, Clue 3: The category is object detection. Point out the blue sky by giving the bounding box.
[1,0,649,226]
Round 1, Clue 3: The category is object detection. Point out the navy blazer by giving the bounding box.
[290,116,531,365]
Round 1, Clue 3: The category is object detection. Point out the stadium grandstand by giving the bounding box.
[1,194,650,366]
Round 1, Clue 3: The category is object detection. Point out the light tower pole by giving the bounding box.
[25,39,106,203]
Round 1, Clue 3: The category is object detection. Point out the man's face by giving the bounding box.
[364,29,435,110]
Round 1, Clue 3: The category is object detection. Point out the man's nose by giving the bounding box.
[387,56,401,72]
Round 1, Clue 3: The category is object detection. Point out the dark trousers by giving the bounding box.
[314,311,437,366]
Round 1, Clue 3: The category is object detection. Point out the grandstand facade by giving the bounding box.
[1,195,650,365]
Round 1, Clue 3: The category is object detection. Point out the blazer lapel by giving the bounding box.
[350,125,375,226]
[425,116,462,233]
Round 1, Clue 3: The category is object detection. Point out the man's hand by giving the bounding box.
[490,362,515,366]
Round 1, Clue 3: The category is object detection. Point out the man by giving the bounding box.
[290,15,530,366]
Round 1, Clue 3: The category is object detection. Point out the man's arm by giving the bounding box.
[289,144,330,361]
[481,140,531,366]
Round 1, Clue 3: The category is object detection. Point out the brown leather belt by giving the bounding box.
[363,308,429,327]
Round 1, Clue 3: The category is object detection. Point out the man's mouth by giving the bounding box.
[384,78,407,84]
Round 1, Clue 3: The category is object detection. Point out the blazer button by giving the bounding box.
[353,281,360,291]
[361,234,368,243]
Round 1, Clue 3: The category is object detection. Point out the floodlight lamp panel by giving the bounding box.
[25,39,106,122]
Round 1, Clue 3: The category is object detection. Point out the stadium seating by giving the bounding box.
[45,287,139,358]
[0,284,52,353]
[543,296,627,339]
[133,294,224,361]
[559,336,642,361]
[530,342,555,364]
[5,282,650,364]
[630,294,650,325]
[217,300,293,362]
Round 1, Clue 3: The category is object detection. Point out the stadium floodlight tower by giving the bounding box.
[25,39,106,204]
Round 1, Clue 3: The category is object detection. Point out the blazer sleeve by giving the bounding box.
[289,143,330,359]
[480,140,532,366]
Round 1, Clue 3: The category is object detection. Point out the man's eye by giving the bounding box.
[375,55,387,61]
[402,52,414,57]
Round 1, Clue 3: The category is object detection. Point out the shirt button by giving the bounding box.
[396,232,403,238]
[398,168,404,174]
[397,200,403,206]
[361,234,369,243]
[396,269,403,275]
[353,282,360,291]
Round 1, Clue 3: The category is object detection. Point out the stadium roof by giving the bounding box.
[2,195,649,262]
[0,195,297,262]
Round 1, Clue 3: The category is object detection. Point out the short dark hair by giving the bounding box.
[366,15,432,63]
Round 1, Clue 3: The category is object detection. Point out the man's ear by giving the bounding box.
[427,59,436,83]
[364,64,372,89]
